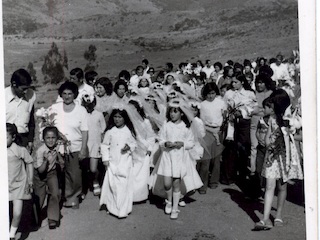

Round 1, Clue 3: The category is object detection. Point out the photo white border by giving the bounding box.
[299,0,318,239]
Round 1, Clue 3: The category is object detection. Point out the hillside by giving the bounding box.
[3,0,299,88]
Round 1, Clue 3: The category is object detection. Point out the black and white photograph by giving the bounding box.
[1,0,317,239]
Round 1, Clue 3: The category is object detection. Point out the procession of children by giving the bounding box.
[6,53,304,239]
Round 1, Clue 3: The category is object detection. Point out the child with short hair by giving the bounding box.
[7,123,34,240]
[33,126,63,229]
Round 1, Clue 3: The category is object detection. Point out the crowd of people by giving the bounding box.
[6,52,303,239]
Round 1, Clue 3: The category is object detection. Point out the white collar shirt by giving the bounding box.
[6,86,36,133]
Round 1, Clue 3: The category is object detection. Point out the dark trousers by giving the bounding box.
[234,119,251,180]
[33,169,60,222]
[220,140,237,184]
[64,152,82,206]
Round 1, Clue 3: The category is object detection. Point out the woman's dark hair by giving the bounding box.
[106,109,136,138]
[118,70,131,81]
[202,82,220,99]
[259,65,274,78]
[70,68,84,80]
[220,83,231,91]
[243,59,252,68]
[94,77,113,96]
[257,57,267,67]
[166,106,190,128]
[166,62,173,71]
[147,67,155,74]
[213,62,223,70]
[262,97,273,108]
[196,60,204,67]
[233,62,243,75]
[223,66,233,78]
[155,70,165,83]
[235,74,252,91]
[85,71,98,83]
[81,96,97,114]
[129,100,146,119]
[43,126,59,140]
[269,89,290,127]
[226,60,234,66]
[11,69,32,86]
[142,59,149,65]
[114,79,128,94]
[269,58,277,64]
[58,81,79,98]
[255,74,272,91]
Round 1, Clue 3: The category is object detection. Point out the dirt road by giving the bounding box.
[21,181,305,240]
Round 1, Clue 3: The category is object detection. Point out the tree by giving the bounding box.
[84,44,98,72]
[27,62,37,83]
[41,42,66,84]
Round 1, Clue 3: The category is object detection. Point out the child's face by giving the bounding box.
[95,83,106,97]
[206,90,217,102]
[231,79,242,90]
[256,81,266,92]
[7,132,15,148]
[116,85,126,98]
[44,131,58,149]
[166,76,174,85]
[220,88,227,97]
[191,107,199,117]
[139,79,149,87]
[244,66,251,73]
[114,113,125,128]
[264,105,274,116]
[169,107,182,123]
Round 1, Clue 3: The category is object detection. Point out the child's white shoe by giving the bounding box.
[165,200,172,214]
[178,200,186,207]
[170,209,180,220]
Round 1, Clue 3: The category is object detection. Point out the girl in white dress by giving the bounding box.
[151,99,195,220]
[100,106,137,218]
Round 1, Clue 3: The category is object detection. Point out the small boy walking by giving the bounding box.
[33,127,63,229]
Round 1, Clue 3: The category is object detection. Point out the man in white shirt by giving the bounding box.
[129,65,146,88]
[6,69,36,151]
[201,60,215,80]
[270,54,291,86]
[57,68,95,105]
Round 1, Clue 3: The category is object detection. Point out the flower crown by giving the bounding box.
[168,98,182,108]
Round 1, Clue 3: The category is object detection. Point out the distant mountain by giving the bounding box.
[3,0,298,39]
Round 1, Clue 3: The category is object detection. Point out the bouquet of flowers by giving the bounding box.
[35,106,71,155]
[35,106,57,140]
